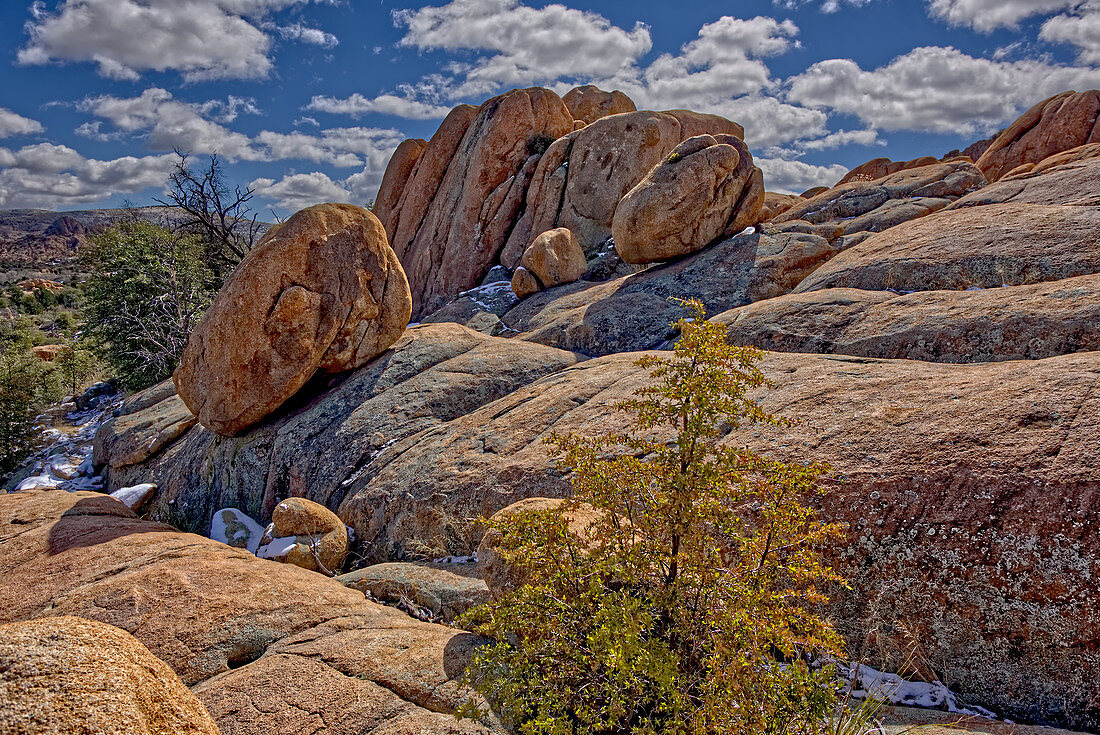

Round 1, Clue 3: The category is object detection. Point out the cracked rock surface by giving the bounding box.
[0,489,495,735]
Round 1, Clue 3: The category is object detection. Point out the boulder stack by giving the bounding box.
[510,227,587,298]
[562,84,637,125]
[174,203,411,436]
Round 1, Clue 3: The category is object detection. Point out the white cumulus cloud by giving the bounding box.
[306,93,452,120]
[927,0,1081,31]
[18,0,334,81]
[0,108,44,138]
[756,156,849,194]
[250,171,351,212]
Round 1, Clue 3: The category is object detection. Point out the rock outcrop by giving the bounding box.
[793,202,1100,294]
[373,137,427,237]
[511,227,587,297]
[759,191,803,221]
[385,88,575,317]
[562,85,636,125]
[500,109,745,266]
[773,161,986,247]
[976,90,1100,181]
[326,348,1100,729]
[0,615,221,735]
[949,148,1100,209]
[338,563,488,622]
[0,489,492,735]
[718,276,1100,363]
[500,229,836,356]
[99,324,582,540]
[837,155,941,185]
[174,203,412,436]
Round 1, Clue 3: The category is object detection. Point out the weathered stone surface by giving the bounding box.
[562,85,636,125]
[949,149,1100,209]
[98,323,581,538]
[390,88,574,317]
[719,275,1100,362]
[476,498,600,600]
[976,90,1100,181]
[613,134,764,264]
[775,161,986,240]
[517,226,586,293]
[511,266,541,299]
[0,489,492,735]
[794,203,1100,294]
[92,391,196,469]
[0,615,220,735]
[338,563,488,622]
[174,203,412,437]
[266,496,349,573]
[501,109,745,265]
[388,104,479,264]
[333,348,1100,729]
[837,155,940,184]
[759,191,804,221]
[373,137,427,238]
[501,230,836,356]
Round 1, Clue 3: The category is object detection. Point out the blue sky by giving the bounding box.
[2,0,1100,216]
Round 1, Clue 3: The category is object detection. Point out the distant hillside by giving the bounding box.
[0,207,271,284]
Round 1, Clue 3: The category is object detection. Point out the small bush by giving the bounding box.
[0,344,61,475]
[528,133,558,156]
[461,301,846,735]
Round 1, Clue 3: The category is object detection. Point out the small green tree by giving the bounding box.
[82,219,214,390]
[463,302,846,735]
[0,345,60,475]
[54,336,98,397]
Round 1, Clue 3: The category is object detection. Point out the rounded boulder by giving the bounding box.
[268,497,349,574]
[613,134,764,264]
[0,615,220,735]
[174,203,412,437]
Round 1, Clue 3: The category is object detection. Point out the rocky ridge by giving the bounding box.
[6,87,1100,733]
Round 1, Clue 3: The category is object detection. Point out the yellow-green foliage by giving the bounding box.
[462,301,846,735]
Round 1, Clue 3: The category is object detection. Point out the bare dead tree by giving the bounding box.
[153,150,263,276]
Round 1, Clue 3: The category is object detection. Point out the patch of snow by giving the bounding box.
[109,483,157,510]
[15,474,64,491]
[432,553,478,564]
[210,508,266,554]
[835,662,996,718]
[257,535,300,560]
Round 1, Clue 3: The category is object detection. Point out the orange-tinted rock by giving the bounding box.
[519,227,586,289]
[263,497,349,573]
[502,109,745,265]
[613,134,764,263]
[391,88,574,318]
[976,90,1100,181]
[31,344,62,361]
[373,137,426,238]
[759,191,804,221]
[793,202,1100,294]
[174,203,412,436]
[510,267,540,299]
[949,146,1100,209]
[562,85,636,124]
[0,489,493,735]
[837,156,940,185]
[0,616,221,735]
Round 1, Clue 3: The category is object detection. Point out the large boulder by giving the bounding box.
[372,137,427,238]
[512,226,587,296]
[500,229,837,356]
[613,134,763,264]
[0,489,492,735]
[718,275,1100,363]
[774,161,986,245]
[386,88,575,317]
[759,191,804,222]
[174,203,412,437]
[500,109,745,265]
[97,323,582,539]
[0,615,220,735]
[562,85,636,125]
[332,348,1100,729]
[793,202,1100,294]
[976,90,1100,181]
